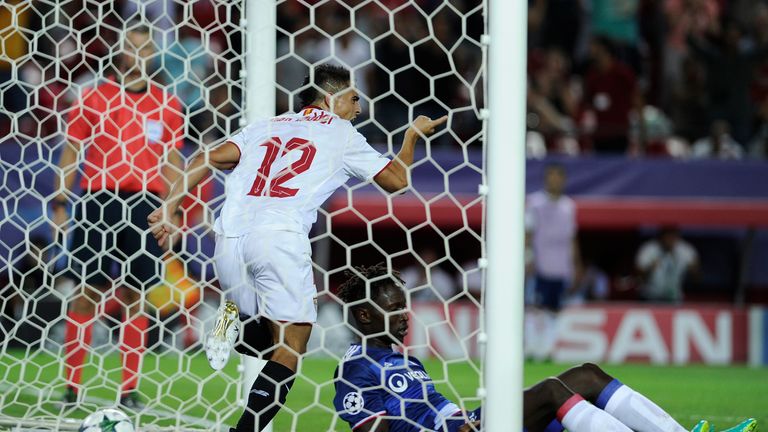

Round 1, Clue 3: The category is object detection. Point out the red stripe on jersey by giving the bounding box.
[556,394,585,422]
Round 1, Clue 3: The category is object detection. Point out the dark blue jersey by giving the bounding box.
[333,344,481,431]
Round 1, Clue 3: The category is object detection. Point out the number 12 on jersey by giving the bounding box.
[247,137,317,198]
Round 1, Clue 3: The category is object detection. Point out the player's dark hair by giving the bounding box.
[336,263,404,307]
[298,64,351,107]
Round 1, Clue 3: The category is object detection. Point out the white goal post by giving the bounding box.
[484,0,526,430]
[242,0,276,431]
[0,0,510,431]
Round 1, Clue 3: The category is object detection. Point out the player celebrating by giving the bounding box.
[53,20,183,409]
[332,264,757,432]
[148,64,447,431]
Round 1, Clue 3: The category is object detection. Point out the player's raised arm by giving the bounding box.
[161,147,185,197]
[374,115,448,193]
[160,97,187,200]
[148,140,240,247]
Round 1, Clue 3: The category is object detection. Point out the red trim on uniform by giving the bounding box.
[301,105,324,111]
[372,160,393,180]
[352,411,387,430]
[556,394,585,422]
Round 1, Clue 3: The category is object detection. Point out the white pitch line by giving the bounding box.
[0,383,224,431]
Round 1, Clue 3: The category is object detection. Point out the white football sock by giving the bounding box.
[559,396,633,432]
[602,383,687,432]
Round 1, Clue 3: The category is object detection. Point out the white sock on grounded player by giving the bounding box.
[557,394,633,432]
[596,379,687,432]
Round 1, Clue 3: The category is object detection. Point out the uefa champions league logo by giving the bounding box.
[343,392,364,415]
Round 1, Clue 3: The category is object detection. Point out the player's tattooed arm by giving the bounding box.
[148,141,240,247]
[374,115,448,193]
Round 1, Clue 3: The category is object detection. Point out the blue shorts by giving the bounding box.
[446,407,482,432]
[535,275,566,311]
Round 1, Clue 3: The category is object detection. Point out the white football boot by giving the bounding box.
[205,300,240,370]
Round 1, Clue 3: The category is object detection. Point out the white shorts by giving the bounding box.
[214,229,317,323]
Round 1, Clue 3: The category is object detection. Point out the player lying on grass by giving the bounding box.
[332,263,757,432]
[148,64,447,431]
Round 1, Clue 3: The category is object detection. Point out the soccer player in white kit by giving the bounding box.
[148,64,447,431]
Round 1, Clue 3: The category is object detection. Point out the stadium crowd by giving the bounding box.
[526,0,768,159]
[4,0,768,159]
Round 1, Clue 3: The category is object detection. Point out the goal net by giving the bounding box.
[0,0,487,430]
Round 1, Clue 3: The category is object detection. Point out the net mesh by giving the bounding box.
[0,0,486,430]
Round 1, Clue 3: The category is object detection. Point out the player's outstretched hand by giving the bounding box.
[409,115,448,138]
[148,206,178,249]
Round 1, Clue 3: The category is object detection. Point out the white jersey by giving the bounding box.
[213,107,390,237]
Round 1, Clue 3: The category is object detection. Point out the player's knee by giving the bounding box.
[540,377,571,405]
[280,337,308,355]
[577,362,611,383]
[270,333,308,356]
[273,324,311,354]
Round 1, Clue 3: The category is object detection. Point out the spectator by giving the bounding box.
[749,98,768,159]
[687,19,768,143]
[51,20,184,408]
[401,247,457,302]
[590,0,642,72]
[668,56,710,142]
[635,226,699,303]
[333,31,373,97]
[0,0,32,135]
[159,24,217,113]
[122,0,177,49]
[691,120,744,159]
[629,105,678,157]
[662,0,720,98]
[527,47,580,154]
[525,164,580,312]
[534,0,586,60]
[583,36,640,154]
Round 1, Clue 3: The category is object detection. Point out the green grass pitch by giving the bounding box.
[1,350,765,430]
